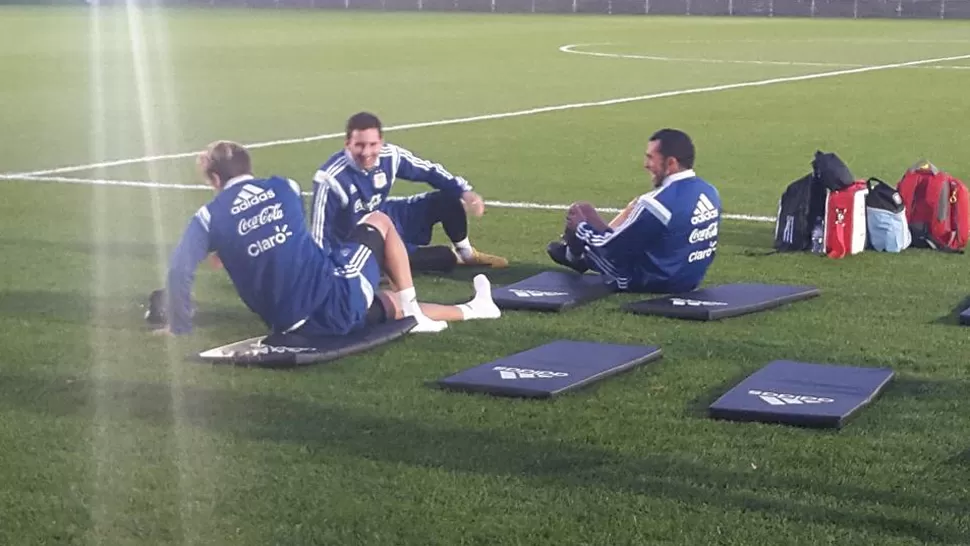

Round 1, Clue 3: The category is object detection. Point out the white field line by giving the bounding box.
[560,43,852,67]
[559,43,970,70]
[667,38,970,45]
[1,174,776,223]
[6,48,970,179]
[3,174,208,191]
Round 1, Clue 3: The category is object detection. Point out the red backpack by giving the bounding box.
[896,160,970,252]
[822,180,869,259]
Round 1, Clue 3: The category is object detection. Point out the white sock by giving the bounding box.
[396,287,421,317]
[453,238,474,260]
[458,274,501,320]
[410,316,448,333]
[395,286,449,333]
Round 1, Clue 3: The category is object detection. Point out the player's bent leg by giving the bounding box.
[426,274,501,321]
[393,191,466,248]
[450,192,508,268]
[408,245,458,272]
[581,245,630,291]
[546,203,595,273]
[358,212,501,331]
[384,195,436,248]
[381,191,458,273]
[296,243,387,338]
[384,194,456,273]
[358,212,407,291]
[377,273,501,324]
[547,239,589,274]
[357,212,447,332]
[427,191,468,245]
[395,191,508,269]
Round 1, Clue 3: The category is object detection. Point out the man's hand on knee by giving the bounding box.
[566,202,596,232]
[461,190,485,217]
[568,202,611,233]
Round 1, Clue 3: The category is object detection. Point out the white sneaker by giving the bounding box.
[461,275,502,320]
[409,314,449,333]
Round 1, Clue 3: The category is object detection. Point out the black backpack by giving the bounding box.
[774,174,818,251]
[773,151,854,252]
[812,150,854,191]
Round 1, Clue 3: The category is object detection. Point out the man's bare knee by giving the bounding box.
[361,211,391,235]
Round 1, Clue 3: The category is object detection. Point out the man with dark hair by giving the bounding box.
[546,128,721,293]
[154,140,501,337]
[309,111,507,273]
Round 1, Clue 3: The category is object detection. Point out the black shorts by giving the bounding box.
[347,223,388,325]
[348,223,386,267]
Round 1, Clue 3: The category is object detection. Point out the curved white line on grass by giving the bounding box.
[8,49,970,179]
[667,38,970,45]
[560,43,970,70]
[559,43,853,68]
[1,174,776,223]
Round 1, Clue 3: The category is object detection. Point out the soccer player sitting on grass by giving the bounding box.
[546,128,721,293]
[152,140,501,337]
[309,111,508,273]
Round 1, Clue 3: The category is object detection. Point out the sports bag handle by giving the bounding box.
[867,176,888,191]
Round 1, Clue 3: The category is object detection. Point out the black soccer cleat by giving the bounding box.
[546,240,588,274]
[144,288,168,328]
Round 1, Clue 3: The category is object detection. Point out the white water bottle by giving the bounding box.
[810,220,824,254]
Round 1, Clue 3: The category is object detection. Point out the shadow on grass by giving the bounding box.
[945,449,970,468]
[420,261,559,286]
[1,372,967,544]
[684,369,753,420]
[0,289,252,330]
[930,295,970,326]
[0,236,167,262]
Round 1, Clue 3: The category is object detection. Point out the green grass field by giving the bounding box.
[2,5,970,545]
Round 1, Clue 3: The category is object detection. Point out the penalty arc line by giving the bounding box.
[559,43,970,69]
[559,43,853,67]
[6,49,970,179]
